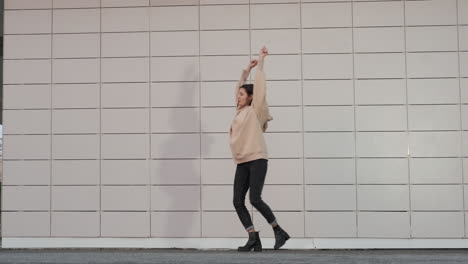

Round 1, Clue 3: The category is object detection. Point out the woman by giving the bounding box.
[229,46,290,252]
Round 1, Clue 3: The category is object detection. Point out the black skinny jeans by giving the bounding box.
[233,158,276,230]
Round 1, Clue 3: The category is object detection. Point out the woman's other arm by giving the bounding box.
[235,59,258,104]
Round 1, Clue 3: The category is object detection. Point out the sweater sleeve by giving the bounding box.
[251,67,273,131]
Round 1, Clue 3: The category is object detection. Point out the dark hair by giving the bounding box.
[240,84,254,96]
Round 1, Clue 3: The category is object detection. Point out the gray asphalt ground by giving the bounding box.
[1,249,468,264]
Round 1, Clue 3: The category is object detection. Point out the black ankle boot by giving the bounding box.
[238,231,262,252]
[273,225,290,250]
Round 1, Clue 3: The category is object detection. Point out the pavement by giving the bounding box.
[1,249,468,264]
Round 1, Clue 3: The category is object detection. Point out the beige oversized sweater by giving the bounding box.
[229,61,273,164]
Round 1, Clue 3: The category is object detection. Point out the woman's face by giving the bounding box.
[237,88,252,109]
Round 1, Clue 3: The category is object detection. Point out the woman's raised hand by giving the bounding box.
[259,46,269,58]
[247,59,258,70]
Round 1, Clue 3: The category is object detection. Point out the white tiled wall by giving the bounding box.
[2,0,468,242]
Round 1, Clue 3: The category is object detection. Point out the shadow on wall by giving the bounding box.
[154,65,212,238]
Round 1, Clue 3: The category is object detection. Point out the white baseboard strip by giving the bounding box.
[3,238,468,249]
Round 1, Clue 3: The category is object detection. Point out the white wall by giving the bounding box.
[2,0,468,247]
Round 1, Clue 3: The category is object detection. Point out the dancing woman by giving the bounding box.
[229,46,290,252]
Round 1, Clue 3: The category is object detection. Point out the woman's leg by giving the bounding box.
[233,163,255,231]
[248,159,277,225]
[248,160,290,249]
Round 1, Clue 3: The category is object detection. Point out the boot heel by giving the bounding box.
[253,245,262,252]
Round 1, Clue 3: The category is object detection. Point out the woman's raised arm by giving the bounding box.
[235,59,258,103]
[251,46,269,124]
